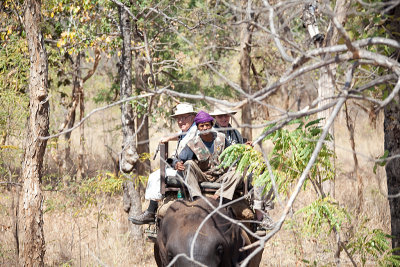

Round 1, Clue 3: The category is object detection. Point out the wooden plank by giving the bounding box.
[160,143,167,195]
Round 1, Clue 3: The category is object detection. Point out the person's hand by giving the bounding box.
[245,140,253,147]
[160,134,178,143]
[160,136,172,143]
[175,161,185,171]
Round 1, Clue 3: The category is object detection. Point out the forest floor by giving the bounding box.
[0,105,390,266]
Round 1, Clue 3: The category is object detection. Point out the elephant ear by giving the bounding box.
[227,205,237,219]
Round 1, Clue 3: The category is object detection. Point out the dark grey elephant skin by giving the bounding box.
[154,198,248,267]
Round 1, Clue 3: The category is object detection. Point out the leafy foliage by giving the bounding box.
[0,30,29,149]
[295,197,350,235]
[346,218,400,266]
[220,117,334,196]
[262,118,334,193]
[79,172,124,206]
[0,90,28,141]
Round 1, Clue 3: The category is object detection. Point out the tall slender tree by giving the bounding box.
[118,3,141,238]
[240,0,254,141]
[21,0,49,265]
[384,1,400,254]
[316,0,350,197]
[133,26,150,177]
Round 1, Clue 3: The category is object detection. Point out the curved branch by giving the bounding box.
[83,49,101,83]
[262,0,294,62]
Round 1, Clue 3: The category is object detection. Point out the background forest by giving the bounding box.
[1,0,400,266]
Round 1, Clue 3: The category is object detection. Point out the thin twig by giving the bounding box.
[0,181,22,187]
[240,86,349,266]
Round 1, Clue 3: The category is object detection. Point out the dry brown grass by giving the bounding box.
[0,190,158,266]
[0,100,391,266]
[42,194,157,267]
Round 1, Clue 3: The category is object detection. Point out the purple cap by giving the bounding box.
[194,111,214,124]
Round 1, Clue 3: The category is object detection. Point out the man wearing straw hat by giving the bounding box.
[129,103,197,225]
[210,105,245,146]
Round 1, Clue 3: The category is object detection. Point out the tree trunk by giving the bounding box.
[58,62,79,176]
[239,0,253,141]
[75,53,85,181]
[384,93,400,253]
[118,5,141,238]
[62,109,75,175]
[136,115,150,175]
[21,0,49,265]
[11,186,20,263]
[134,28,150,177]
[317,0,350,197]
[59,49,100,179]
[384,2,400,254]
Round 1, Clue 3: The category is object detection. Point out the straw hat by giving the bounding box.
[171,103,196,117]
[210,105,237,116]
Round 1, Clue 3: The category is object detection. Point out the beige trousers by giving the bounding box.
[183,160,242,200]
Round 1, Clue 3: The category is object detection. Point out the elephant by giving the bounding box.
[154,197,261,267]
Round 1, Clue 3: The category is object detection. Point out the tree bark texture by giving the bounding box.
[384,2,400,253]
[384,91,400,253]
[21,0,49,265]
[119,9,139,173]
[345,103,362,215]
[75,53,86,181]
[239,0,253,141]
[134,28,150,176]
[118,6,141,238]
[318,0,350,197]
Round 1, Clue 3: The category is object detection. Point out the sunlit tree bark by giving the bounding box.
[134,26,150,177]
[21,0,49,265]
[118,5,141,238]
[240,0,253,141]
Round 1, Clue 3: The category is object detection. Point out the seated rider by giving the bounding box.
[174,111,243,201]
[129,103,197,225]
[211,105,274,234]
[211,106,249,146]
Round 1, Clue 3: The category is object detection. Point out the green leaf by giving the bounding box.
[305,118,323,128]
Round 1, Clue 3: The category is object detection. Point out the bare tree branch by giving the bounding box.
[241,84,349,266]
[262,0,294,62]
[109,0,137,21]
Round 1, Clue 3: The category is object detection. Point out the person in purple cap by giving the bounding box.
[172,111,242,201]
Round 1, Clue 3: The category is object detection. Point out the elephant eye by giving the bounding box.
[216,244,224,256]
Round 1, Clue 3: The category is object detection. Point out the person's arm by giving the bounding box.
[234,128,253,146]
[160,133,179,143]
[172,145,194,170]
